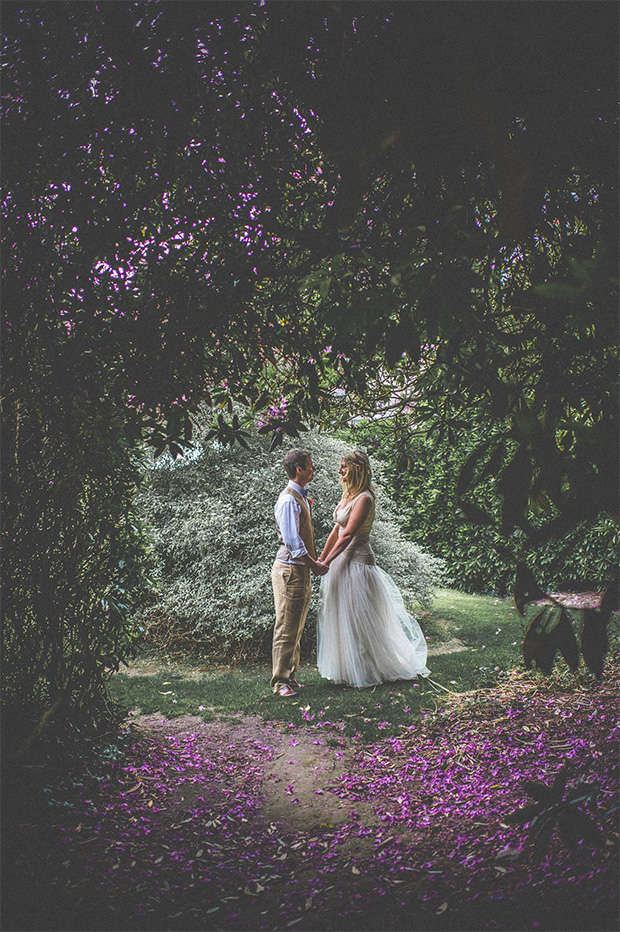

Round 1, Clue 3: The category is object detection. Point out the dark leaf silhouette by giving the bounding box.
[555,611,581,672]
[522,607,579,674]
[521,780,558,807]
[456,440,494,499]
[384,322,404,369]
[558,807,603,849]
[506,769,602,860]
[522,606,558,673]
[514,562,547,616]
[580,609,609,679]
[504,803,542,826]
[268,429,283,452]
[552,768,569,798]
[599,572,619,618]
[531,815,556,862]
[457,499,495,527]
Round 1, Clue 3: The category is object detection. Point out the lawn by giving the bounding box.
[109,589,593,742]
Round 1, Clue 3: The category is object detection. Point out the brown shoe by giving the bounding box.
[275,683,297,698]
[289,678,305,689]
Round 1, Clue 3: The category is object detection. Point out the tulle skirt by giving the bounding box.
[317,554,430,688]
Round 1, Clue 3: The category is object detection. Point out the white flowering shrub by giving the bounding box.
[136,413,445,660]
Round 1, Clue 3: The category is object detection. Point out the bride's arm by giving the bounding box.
[318,523,340,563]
[323,495,373,566]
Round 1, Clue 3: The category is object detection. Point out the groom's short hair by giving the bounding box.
[283,449,311,478]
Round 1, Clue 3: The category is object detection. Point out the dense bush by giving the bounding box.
[136,414,445,660]
[2,358,156,750]
[351,421,618,596]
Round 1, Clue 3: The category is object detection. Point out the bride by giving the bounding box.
[317,450,430,688]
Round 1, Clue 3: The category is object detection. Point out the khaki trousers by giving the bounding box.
[271,561,312,690]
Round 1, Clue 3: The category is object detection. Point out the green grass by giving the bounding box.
[109,588,597,742]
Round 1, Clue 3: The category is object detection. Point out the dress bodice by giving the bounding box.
[334,491,376,564]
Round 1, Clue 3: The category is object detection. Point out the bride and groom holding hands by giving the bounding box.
[271,448,429,698]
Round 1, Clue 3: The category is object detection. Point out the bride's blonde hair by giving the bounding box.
[340,449,375,500]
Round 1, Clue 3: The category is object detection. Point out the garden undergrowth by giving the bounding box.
[109,589,616,743]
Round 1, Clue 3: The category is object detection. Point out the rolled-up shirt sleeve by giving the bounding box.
[275,496,308,559]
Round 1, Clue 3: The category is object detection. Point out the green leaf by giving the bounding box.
[497,446,533,534]
[480,442,506,480]
[580,608,609,678]
[253,391,270,411]
[318,275,332,299]
[554,611,580,672]
[396,317,420,362]
[308,365,319,396]
[552,768,569,798]
[456,440,494,499]
[533,282,583,302]
[513,562,547,616]
[384,322,403,369]
[600,572,619,620]
[269,430,283,452]
[523,606,563,673]
[457,499,495,527]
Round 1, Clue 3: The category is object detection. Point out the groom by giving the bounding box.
[271,449,328,698]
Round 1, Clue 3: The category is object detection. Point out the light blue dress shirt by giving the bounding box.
[275,480,310,564]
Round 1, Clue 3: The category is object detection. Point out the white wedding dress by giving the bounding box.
[317,491,430,687]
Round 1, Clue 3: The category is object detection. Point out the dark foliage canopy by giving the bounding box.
[3,0,617,500]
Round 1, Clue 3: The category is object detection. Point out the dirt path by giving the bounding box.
[124,628,470,845]
[7,643,616,932]
[109,648,618,932]
[132,710,381,854]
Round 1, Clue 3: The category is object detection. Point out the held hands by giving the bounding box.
[313,560,329,576]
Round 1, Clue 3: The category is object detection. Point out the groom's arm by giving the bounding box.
[276,498,328,575]
[276,497,307,559]
[299,552,329,576]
